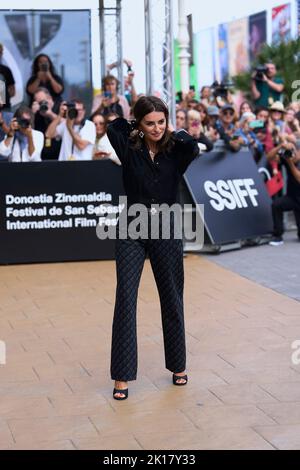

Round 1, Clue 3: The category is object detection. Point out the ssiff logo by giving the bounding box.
[0,340,6,365]
[291,340,300,366]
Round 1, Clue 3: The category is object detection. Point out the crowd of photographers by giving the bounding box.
[175,62,300,245]
[0,48,299,244]
[0,49,137,164]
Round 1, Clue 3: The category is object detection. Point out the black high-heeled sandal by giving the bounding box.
[173,374,188,386]
[113,388,128,400]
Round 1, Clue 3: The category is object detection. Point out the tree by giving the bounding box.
[233,38,300,104]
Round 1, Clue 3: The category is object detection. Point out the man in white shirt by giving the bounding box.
[46,100,96,161]
[0,105,44,162]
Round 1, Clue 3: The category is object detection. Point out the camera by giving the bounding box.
[127,65,134,76]
[65,102,78,120]
[39,100,49,113]
[40,63,49,72]
[279,147,295,160]
[17,117,31,129]
[211,81,234,99]
[254,65,268,82]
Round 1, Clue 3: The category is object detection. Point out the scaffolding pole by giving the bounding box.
[144,0,176,124]
[144,0,154,96]
[99,0,124,94]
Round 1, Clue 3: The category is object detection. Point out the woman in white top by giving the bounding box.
[91,112,121,165]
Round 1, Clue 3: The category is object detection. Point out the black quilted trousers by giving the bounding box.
[110,229,186,382]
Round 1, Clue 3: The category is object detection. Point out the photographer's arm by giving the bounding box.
[46,115,61,139]
[24,129,35,157]
[267,143,282,161]
[251,78,261,101]
[27,76,41,95]
[0,114,10,136]
[266,78,284,94]
[2,119,17,150]
[250,72,261,100]
[46,72,63,94]
[66,120,90,151]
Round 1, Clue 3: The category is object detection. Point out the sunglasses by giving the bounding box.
[222,110,234,116]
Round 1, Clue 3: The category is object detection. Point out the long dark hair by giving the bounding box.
[130,96,174,153]
[32,54,56,76]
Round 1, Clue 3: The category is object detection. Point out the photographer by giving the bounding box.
[234,112,264,162]
[211,81,234,108]
[200,86,212,107]
[0,105,44,162]
[46,100,96,161]
[186,109,213,152]
[26,54,64,107]
[0,107,13,160]
[31,87,61,160]
[251,62,284,108]
[91,112,121,165]
[215,104,241,152]
[92,74,130,119]
[268,143,300,245]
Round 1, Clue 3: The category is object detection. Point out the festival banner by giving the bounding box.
[272,3,291,44]
[228,18,249,77]
[218,23,229,81]
[249,11,267,62]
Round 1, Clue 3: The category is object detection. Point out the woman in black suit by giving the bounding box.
[107,96,200,400]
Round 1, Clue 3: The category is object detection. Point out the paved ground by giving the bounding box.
[204,230,300,303]
[1,255,300,450]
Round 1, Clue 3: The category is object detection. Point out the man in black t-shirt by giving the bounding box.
[0,43,15,110]
[269,147,300,246]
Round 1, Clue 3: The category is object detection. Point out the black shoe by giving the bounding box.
[173,374,188,386]
[269,237,284,246]
[113,388,128,401]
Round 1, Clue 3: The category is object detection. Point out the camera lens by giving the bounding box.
[39,101,49,113]
[17,118,30,129]
[67,107,78,120]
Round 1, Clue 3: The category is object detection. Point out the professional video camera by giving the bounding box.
[211,80,234,99]
[254,65,268,82]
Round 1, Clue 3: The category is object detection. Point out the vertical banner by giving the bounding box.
[194,28,215,89]
[218,23,229,81]
[228,18,249,77]
[272,4,291,44]
[249,11,267,63]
